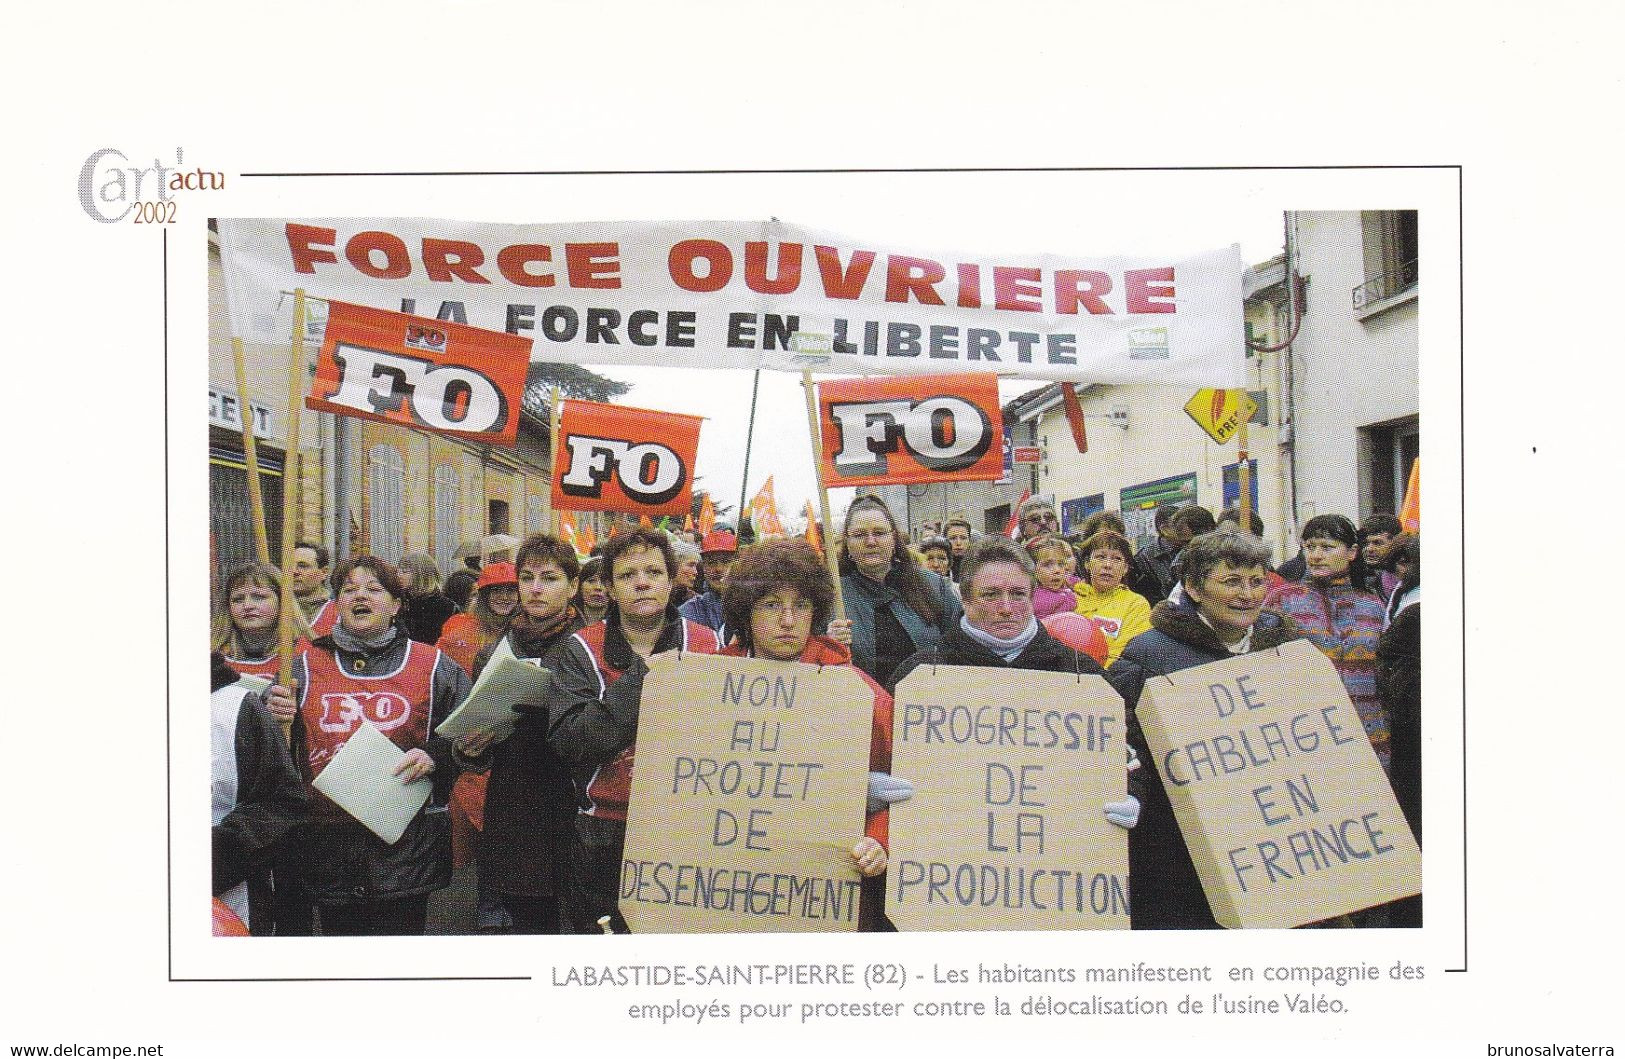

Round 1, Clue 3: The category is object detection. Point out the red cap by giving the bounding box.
[700,530,738,554]
[474,562,518,590]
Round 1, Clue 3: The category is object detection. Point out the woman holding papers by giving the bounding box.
[264,555,471,936]
[837,494,962,688]
[542,527,720,933]
[452,535,584,935]
[718,538,895,927]
[1106,529,1302,930]
[211,562,312,679]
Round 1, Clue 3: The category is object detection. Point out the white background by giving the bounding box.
[5,1,1621,1054]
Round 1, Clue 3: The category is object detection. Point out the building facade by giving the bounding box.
[891,210,1419,563]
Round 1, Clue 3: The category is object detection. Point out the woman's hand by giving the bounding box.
[826,618,853,647]
[393,748,435,784]
[851,836,887,878]
[264,684,297,723]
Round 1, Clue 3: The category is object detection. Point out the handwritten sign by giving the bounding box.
[618,653,872,933]
[887,667,1129,931]
[1136,639,1421,928]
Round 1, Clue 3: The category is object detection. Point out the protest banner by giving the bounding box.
[550,399,703,517]
[618,653,871,933]
[817,373,1004,487]
[1135,639,1421,928]
[217,219,1246,387]
[304,300,533,447]
[887,667,1129,931]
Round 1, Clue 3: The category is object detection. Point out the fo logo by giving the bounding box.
[327,343,507,434]
[404,324,447,352]
[317,691,413,733]
[828,395,993,477]
[560,434,687,505]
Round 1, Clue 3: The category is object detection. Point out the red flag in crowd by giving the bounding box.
[1004,489,1032,539]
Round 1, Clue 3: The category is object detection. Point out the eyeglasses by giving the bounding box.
[1023,514,1058,527]
[753,598,816,617]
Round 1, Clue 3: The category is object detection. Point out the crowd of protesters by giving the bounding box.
[211,494,1421,936]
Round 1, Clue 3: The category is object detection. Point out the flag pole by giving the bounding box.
[799,369,843,617]
[231,336,271,565]
[1236,389,1252,534]
[736,368,762,532]
[274,289,309,743]
[550,385,563,536]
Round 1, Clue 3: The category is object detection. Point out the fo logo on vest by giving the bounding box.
[317,691,413,733]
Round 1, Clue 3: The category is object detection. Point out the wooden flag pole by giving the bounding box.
[274,289,309,742]
[799,369,843,617]
[1236,389,1253,533]
[231,336,271,565]
[550,385,563,536]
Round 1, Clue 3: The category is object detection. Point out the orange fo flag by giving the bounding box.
[698,494,716,536]
[551,399,702,517]
[1399,457,1420,532]
[816,372,1004,487]
[750,477,787,538]
[308,301,533,447]
[803,500,824,555]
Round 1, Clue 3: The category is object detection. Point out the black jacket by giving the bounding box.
[1106,598,1301,929]
[288,629,470,906]
[1126,538,1180,605]
[457,612,585,898]
[889,620,1107,687]
[211,654,306,935]
[1377,602,1421,844]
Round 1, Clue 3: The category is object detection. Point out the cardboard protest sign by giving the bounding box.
[218,219,1246,387]
[887,666,1129,931]
[1136,639,1421,928]
[619,653,872,933]
[306,301,532,446]
[550,399,703,517]
[818,373,1005,487]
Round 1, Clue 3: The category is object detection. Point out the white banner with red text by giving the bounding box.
[218,218,1246,387]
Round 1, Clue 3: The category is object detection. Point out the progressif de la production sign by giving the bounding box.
[887,666,1130,931]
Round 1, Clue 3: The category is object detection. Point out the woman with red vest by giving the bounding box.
[543,528,720,933]
[719,539,896,926]
[436,562,519,677]
[264,555,470,936]
[212,562,313,680]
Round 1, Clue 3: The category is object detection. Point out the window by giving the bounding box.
[433,464,461,576]
[488,498,510,536]
[368,444,405,563]
[1354,210,1419,314]
[1361,417,1419,517]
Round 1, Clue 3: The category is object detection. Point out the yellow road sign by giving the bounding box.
[1183,388,1257,445]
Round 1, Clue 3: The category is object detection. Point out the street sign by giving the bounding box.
[1183,388,1258,445]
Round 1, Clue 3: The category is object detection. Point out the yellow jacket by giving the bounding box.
[1071,583,1152,666]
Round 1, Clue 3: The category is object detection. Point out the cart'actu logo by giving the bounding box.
[326,342,508,434]
[827,394,993,478]
[560,434,688,506]
[317,691,412,733]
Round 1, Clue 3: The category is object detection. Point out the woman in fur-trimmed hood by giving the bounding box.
[1106,528,1302,930]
